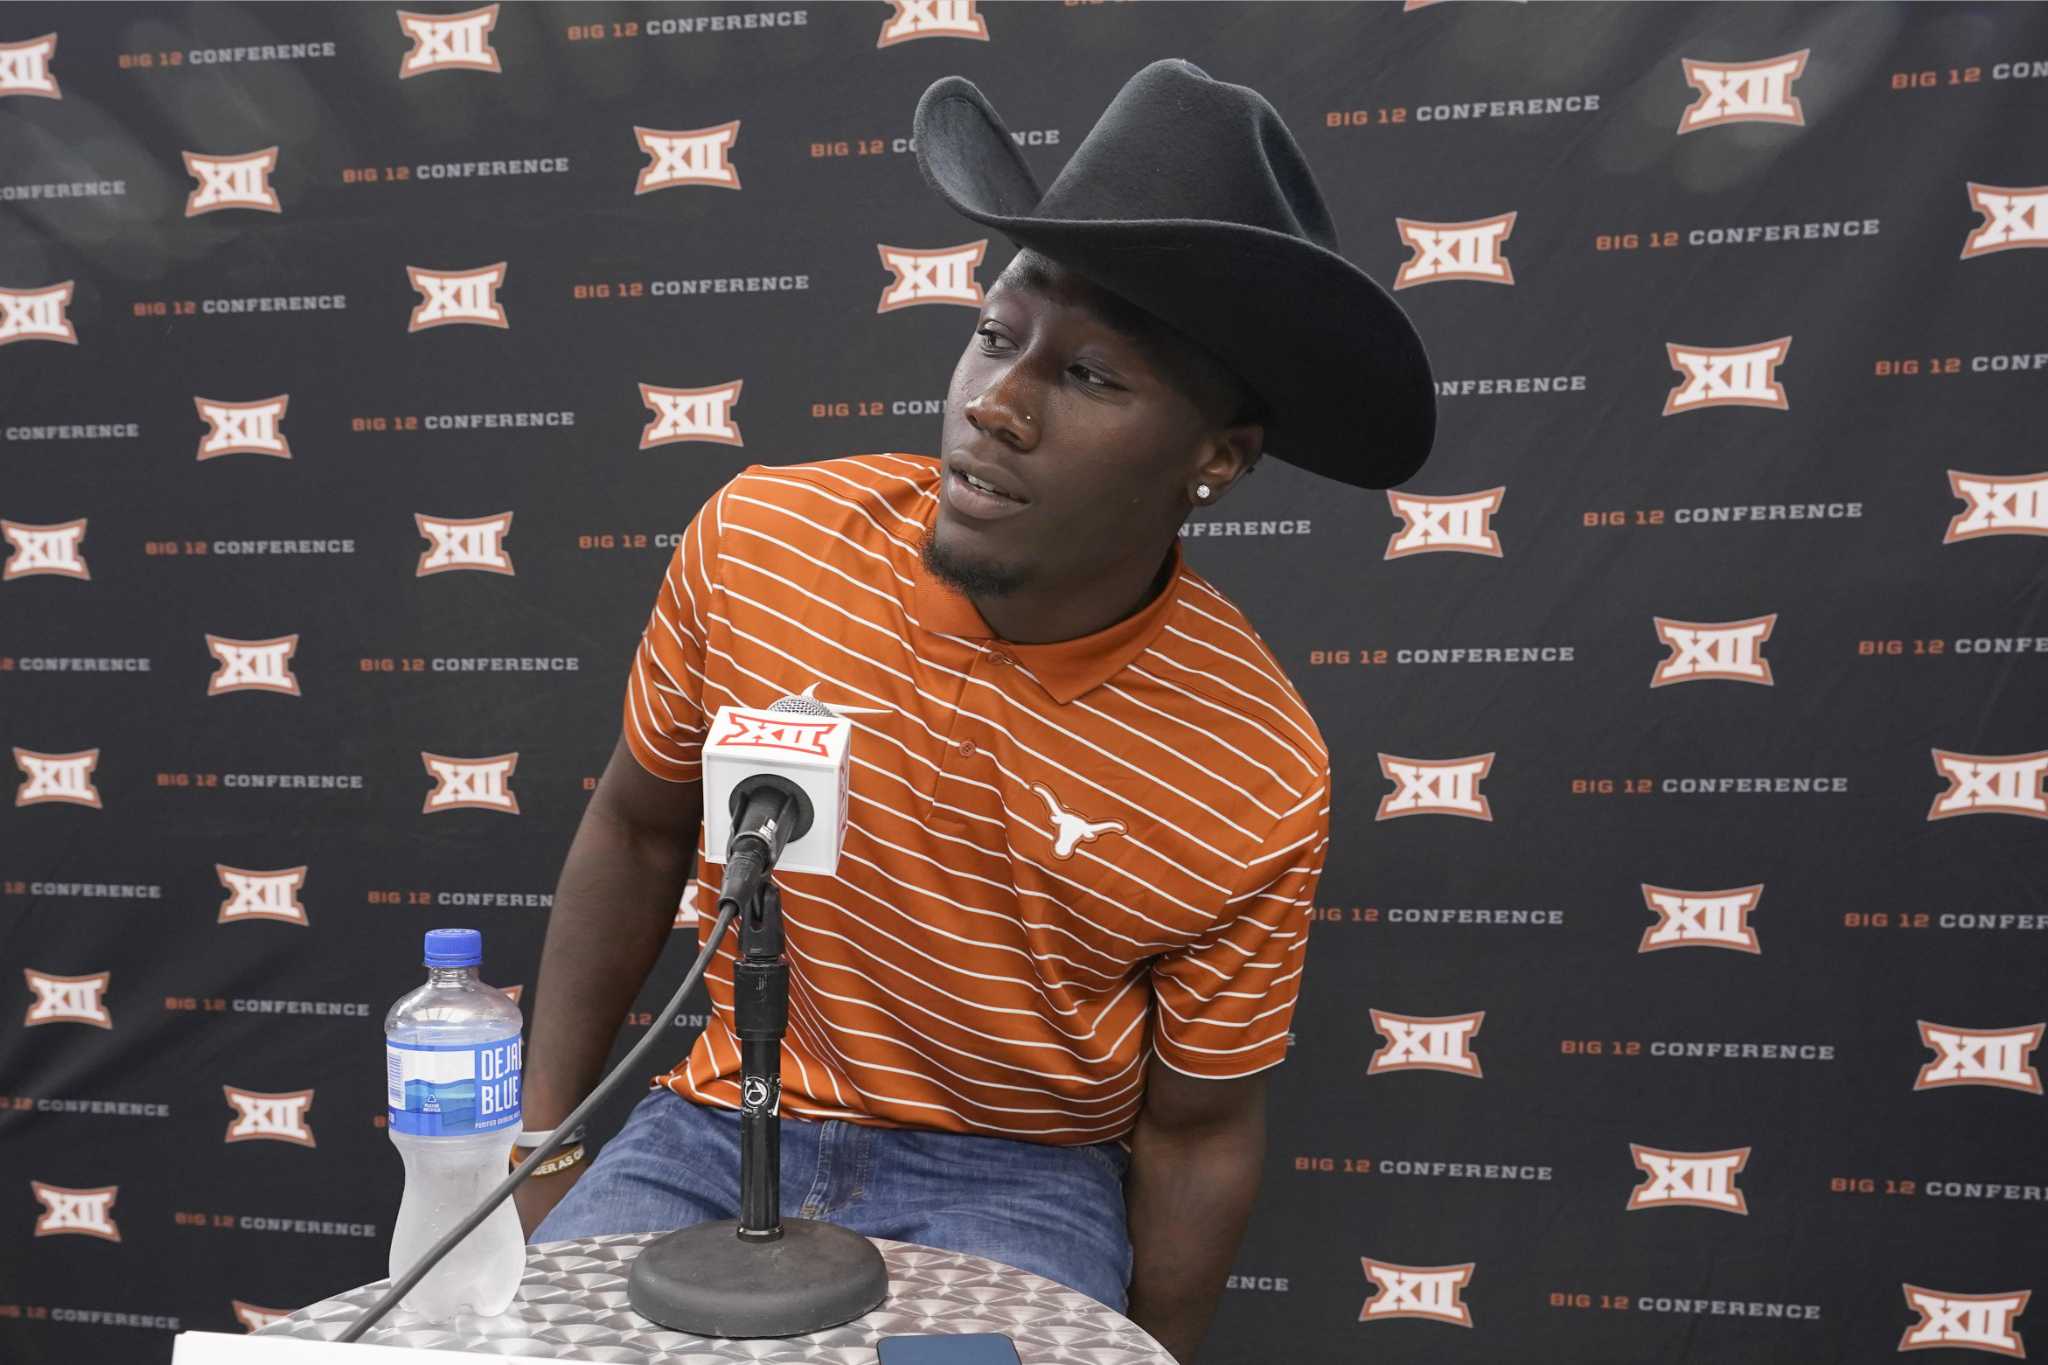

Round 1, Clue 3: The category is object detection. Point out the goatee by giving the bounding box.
[921,528,1026,599]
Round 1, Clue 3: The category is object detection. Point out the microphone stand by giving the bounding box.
[625,874,889,1337]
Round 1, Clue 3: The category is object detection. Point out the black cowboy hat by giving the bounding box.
[912,57,1437,491]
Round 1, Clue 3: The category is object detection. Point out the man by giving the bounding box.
[515,59,1434,1362]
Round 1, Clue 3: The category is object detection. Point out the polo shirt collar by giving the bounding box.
[909,493,1185,706]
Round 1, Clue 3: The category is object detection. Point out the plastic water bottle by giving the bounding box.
[384,928,526,1320]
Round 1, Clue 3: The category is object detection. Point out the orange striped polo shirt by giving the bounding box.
[622,453,1330,1144]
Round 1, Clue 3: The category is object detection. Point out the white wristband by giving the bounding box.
[513,1123,585,1150]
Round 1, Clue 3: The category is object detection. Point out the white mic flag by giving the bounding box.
[701,697,851,876]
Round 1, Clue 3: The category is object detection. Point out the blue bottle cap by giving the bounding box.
[423,928,482,967]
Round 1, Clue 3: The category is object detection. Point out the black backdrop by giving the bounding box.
[4,3,2046,1362]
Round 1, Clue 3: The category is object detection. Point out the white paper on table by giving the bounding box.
[173,1330,478,1362]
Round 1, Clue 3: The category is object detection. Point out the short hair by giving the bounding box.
[996,250,1271,433]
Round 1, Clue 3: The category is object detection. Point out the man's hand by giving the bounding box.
[1122,1054,1268,1363]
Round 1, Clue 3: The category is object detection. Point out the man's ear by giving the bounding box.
[1196,423,1264,500]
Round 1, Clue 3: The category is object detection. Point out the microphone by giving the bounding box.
[715,697,825,915]
[703,693,853,897]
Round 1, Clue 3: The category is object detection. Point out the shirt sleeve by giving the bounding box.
[619,489,724,783]
[1150,772,1329,1079]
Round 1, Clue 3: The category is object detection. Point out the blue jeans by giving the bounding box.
[533,1088,1135,1312]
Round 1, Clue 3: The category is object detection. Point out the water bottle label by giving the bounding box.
[385,1035,522,1137]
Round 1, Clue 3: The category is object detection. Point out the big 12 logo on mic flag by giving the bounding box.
[701,701,852,876]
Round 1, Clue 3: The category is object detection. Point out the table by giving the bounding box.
[260,1232,1177,1363]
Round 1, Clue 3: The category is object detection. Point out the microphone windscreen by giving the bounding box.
[766,695,835,717]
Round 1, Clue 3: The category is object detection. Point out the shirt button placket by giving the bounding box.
[923,647,981,827]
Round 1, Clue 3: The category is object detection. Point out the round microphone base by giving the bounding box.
[625,1216,890,1338]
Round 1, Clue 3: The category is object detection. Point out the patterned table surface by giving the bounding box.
[261,1232,1174,1363]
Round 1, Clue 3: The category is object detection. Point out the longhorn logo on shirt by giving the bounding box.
[1030,783,1125,859]
[1914,1021,2044,1095]
[217,864,310,926]
[635,122,741,194]
[877,241,987,312]
[0,282,76,345]
[206,634,302,697]
[183,148,282,216]
[640,381,745,449]
[416,513,514,576]
[1385,488,1505,558]
[1928,749,2048,820]
[1663,338,1791,414]
[1676,50,1808,133]
[1640,883,1764,954]
[1946,470,2048,542]
[0,33,59,98]
[407,263,508,330]
[31,1182,119,1241]
[1376,753,1494,821]
[1359,1258,1475,1327]
[1627,1144,1751,1214]
[1368,1009,1484,1078]
[713,713,838,758]
[1651,614,1776,687]
[223,1086,317,1147]
[24,969,112,1028]
[1961,182,2048,260]
[14,748,101,808]
[877,0,989,46]
[195,395,291,460]
[3,518,89,580]
[1393,213,1516,288]
[232,1302,291,1333]
[397,4,500,78]
[1900,1285,2030,1356]
[422,752,520,814]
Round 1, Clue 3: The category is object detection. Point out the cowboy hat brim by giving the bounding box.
[913,73,1437,491]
